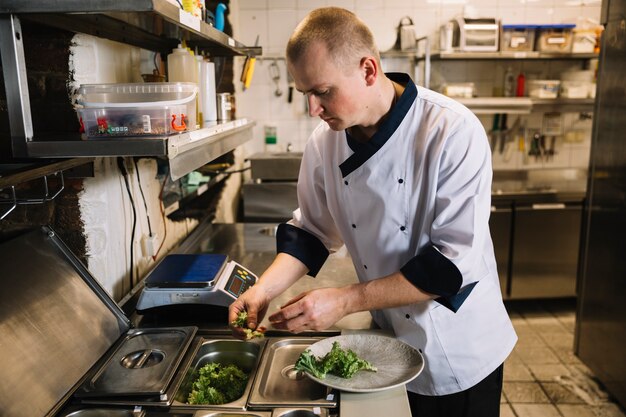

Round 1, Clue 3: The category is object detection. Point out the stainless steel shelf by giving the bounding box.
[455,97,533,114]
[0,3,260,180]
[453,97,594,114]
[530,97,596,113]
[0,0,261,56]
[26,119,254,180]
[420,51,598,61]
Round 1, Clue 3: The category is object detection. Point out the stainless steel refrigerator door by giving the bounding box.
[510,203,582,299]
[576,0,626,407]
[489,203,513,298]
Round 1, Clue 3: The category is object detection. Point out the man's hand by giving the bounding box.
[228,284,270,340]
[268,287,349,333]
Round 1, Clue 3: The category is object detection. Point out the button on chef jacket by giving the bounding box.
[276,73,517,396]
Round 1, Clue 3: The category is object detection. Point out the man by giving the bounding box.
[229,7,517,416]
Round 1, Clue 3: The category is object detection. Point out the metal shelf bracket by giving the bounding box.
[0,14,33,157]
[0,187,17,220]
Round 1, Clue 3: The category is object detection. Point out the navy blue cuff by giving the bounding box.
[400,246,466,312]
[276,223,329,277]
[434,282,477,313]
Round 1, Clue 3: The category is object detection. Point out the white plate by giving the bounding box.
[302,334,424,393]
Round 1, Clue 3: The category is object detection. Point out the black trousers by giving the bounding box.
[407,364,504,417]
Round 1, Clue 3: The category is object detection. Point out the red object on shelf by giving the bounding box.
[516,72,526,97]
[171,113,187,132]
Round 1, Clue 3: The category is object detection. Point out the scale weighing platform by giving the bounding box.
[136,254,258,312]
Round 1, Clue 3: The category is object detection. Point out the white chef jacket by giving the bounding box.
[276,73,517,395]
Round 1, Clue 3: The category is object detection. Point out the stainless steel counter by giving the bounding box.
[137,221,410,417]
[491,168,587,202]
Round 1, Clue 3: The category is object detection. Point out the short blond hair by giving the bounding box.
[286,7,380,69]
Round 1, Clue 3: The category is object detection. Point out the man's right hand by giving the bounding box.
[228,284,270,339]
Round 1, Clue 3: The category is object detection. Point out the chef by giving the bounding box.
[229,7,517,417]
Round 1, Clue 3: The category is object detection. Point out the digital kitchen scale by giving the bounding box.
[136,253,258,312]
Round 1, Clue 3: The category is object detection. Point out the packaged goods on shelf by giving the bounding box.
[572,28,598,53]
[536,24,575,53]
[441,82,475,98]
[528,80,561,99]
[560,70,595,98]
[76,82,198,139]
[501,25,537,52]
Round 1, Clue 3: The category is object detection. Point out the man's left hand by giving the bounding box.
[268,287,348,333]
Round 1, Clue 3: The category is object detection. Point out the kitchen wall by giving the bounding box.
[231,0,601,172]
[67,36,197,300]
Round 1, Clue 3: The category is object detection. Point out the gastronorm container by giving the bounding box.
[272,408,329,417]
[194,412,271,417]
[172,338,265,410]
[536,24,575,53]
[527,80,561,98]
[441,82,475,98]
[500,25,537,51]
[76,82,197,138]
[60,409,145,417]
[248,338,337,409]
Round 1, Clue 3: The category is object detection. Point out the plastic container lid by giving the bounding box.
[502,24,539,30]
[78,82,198,108]
[537,24,576,30]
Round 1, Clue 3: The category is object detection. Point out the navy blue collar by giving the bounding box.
[339,73,417,178]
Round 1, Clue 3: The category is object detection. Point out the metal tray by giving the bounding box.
[248,338,337,409]
[171,338,266,410]
[78,327,196,398]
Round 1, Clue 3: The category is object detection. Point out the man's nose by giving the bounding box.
[307,95,323,117]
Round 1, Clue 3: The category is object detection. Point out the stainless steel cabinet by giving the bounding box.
[510,202,582,298]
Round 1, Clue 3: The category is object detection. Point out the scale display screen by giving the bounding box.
[145,254,228,288]
[225,266,256,297]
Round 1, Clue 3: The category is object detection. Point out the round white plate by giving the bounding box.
[302,334,424,393]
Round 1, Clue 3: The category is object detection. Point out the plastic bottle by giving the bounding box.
[516,72,526,97]
[201,58,217,124]
[167,44,197,83]
[215,3,227,31]
[504,67,515,97]
[264,124,279,153]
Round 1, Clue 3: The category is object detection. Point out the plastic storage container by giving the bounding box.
[536,24,575,53]
[441,82,475,98]
[560,70,595,98]
[572,28,598,53]
[527,80,561,98]
[77,82,197,139]
[501,25,537,52]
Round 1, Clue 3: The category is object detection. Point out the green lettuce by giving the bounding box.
[295,341,377,379]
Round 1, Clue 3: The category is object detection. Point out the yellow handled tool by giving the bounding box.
[243,56,256,90]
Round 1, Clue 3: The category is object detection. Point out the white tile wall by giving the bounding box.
[232,0,597,169]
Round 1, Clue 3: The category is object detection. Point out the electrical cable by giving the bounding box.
[153,52,160,75]
[134,159,153,237]
[117,157,137,286]
[153,167,170,261]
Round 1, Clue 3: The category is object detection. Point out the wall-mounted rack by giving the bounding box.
[0,0,261,180]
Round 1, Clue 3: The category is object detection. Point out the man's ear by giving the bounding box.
[360,56,378,86]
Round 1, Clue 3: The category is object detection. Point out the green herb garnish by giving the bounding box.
[231,311,266,340]
[295,341,377,379]
[187,362,248,405]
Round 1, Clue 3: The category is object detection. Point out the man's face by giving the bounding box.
[287,42,367,131]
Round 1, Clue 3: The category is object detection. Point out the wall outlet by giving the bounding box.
[141,234,159,258]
